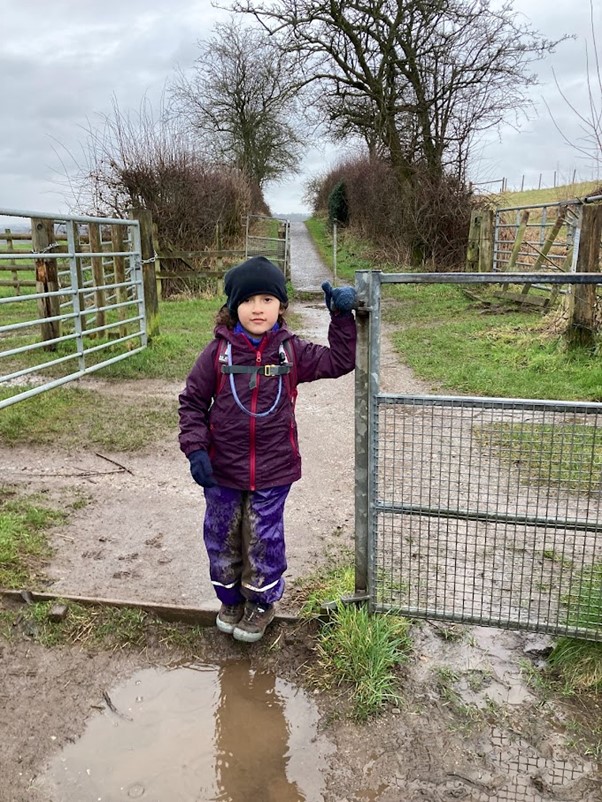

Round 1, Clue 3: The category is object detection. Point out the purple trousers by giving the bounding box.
[203,484,291,606]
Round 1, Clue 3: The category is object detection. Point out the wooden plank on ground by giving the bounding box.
[0,588,298,626]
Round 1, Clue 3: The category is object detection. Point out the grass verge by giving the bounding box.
[385,286,602,400]
[304,217,376,284]
[94,296,218,380]
[548,637,602,694]
[0,599,207,652]
[0,488,65,587]
[0,386,176,450]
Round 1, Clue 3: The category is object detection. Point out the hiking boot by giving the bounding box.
[232,601,275,643]
[216,602,245,634]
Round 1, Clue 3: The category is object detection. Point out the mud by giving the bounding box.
[1,222,602,801]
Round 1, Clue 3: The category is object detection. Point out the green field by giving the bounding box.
[496,180,601,208]
[307,215,602,402]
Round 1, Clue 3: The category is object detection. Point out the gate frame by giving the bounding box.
[0,207,147,409]
[245,214,291,278]
[354,269,602,636]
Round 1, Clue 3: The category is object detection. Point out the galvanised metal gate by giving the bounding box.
[0,208,147,410]
[245,214,291,278]
[354,270,602,641]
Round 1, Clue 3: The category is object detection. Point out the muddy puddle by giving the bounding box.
[37,660,332,802]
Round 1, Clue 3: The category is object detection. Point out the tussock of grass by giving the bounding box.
[548,638,602,693]
[315,605,411,720]
[293,557,412,719]
[0,491,64,587]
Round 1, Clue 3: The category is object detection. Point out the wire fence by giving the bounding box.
[372,395,602,639]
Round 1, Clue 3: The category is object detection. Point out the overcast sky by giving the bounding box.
[0,0,600,220]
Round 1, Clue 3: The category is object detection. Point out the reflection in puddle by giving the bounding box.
[40,661,332,802]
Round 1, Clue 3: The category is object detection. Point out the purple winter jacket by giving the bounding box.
[178,315,356,490]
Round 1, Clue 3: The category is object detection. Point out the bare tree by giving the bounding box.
[230,0,564,183]
[546,0,602,175]
[170,19,303,188]
[70,96,251,251]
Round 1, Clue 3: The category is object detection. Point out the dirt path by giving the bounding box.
[2,224,601,802]
[2,223,429,613]
[3,223,361,612]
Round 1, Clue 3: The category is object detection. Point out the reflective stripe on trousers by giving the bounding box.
[203,484,291,605]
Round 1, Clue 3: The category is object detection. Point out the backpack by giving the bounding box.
[213,336,298,418]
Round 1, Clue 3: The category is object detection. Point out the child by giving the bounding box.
[178,255,356,642]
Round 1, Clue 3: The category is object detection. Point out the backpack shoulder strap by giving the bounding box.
[213,338,229,398]
[281,337,298,403]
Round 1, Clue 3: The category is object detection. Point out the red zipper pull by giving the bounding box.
[256,351,261,364]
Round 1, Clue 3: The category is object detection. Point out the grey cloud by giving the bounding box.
[1,1,600,215]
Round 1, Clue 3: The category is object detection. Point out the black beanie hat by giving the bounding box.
[225,256,288,312]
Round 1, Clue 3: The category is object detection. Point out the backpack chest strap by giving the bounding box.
[221,364,291,378]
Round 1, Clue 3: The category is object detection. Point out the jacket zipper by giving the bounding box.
[249,349,262,490]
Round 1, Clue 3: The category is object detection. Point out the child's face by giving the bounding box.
[237,293,282,337]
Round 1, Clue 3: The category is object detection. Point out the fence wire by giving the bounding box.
[371,395,602,640]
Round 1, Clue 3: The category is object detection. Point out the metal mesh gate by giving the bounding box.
[373,395,602,638]
[354,270,602,641]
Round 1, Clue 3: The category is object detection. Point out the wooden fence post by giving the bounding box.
[129,208,160,339]
[31,218,60,350]
[465,210,482,271]
[567,204,602,348]
[88,223,106,336]
[478,209,494,272]
[4,228,20,295]
[111,224,127,339]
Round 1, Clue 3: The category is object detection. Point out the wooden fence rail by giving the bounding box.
[1,208,283,343]
[0,212,159,346]
[465,199,602,345]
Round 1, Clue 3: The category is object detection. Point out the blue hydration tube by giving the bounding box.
[226,343,283,418]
